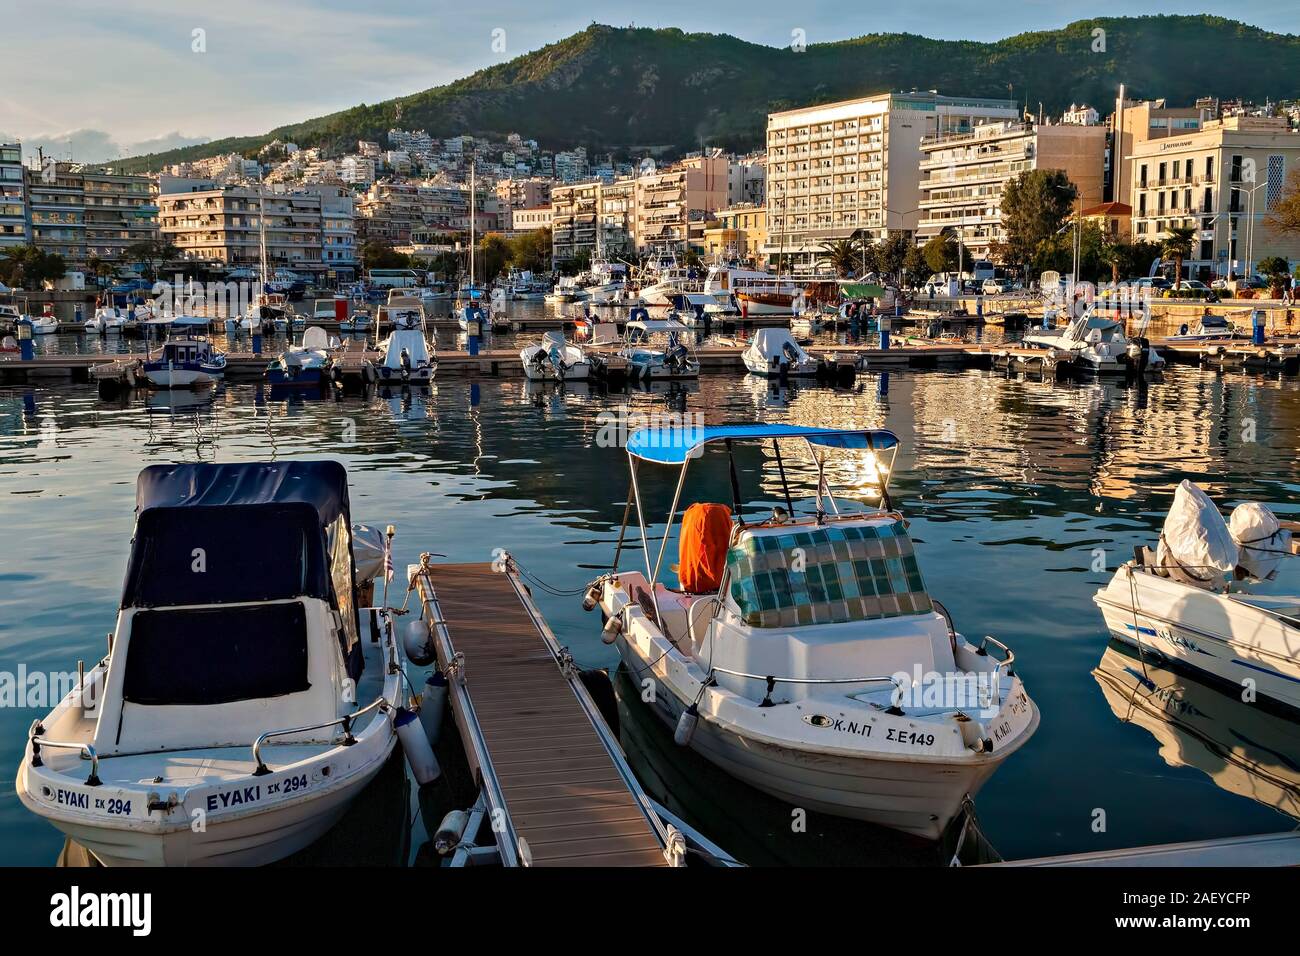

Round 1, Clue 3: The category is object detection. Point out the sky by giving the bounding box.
[4,0,1297,163]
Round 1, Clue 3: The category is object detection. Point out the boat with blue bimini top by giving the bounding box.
[584,424,1039,840]
[621,318,700,381]
[143,336,227,388]
[15,461,405,866]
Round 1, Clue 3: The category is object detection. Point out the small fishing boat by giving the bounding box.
[143,336,227,388]
[375,298,435,385]
[585,425,1038,839]
[520,331,592,381]
[266,326,332,388]
[741,328,819,377]
[621,318,699,380]
[1022,311,1164,374]
[15,461,405,865]
[88,306,128,334]
[1094,480,1300,711]
[17,306,58,334]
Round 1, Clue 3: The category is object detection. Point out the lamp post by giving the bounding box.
[1238,180,1268,284]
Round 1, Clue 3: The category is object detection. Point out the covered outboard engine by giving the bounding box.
[1230,502,1292,581]
[1156,480,1239,588]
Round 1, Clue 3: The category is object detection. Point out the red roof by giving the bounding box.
[1080,201,1132,217]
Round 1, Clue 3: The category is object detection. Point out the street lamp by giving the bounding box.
[1235,180,1268,282]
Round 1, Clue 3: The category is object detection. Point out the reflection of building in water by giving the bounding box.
[1094,643,1300,821]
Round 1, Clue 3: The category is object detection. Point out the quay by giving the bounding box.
[6,336,1300,385]
[409,560,677,866]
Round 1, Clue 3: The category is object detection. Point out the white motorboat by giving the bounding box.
[25,308,59,334]
[143,336,227,387]
[1094,642,1300,821]
[520,331,591,381]
[15,461,404,866]
[1094,480,1300,711]
[1022,312,1164,374]
[586,424,1038,839]
[87,306,128,334]
[621,318,699,380]
[742,328,820,377]
[1166,313,1247,343]
[375,297,436,385]
[313,297,345,325]
[340,308,372,334]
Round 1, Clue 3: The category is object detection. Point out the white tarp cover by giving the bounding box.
[1229,502,1292,581]
[749,328,810,362]
[1156,480,1238,586]
[352,524,386,581]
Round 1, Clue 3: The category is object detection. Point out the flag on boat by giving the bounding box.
[383,536,394,582]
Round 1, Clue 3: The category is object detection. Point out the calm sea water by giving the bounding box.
[3,347,1299,865]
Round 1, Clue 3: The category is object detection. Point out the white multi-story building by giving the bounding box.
[340,156,377,186]
[917,121,1107,261]
[765,91,1019,266]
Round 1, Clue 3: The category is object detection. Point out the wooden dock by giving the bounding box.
[410,561,672,867]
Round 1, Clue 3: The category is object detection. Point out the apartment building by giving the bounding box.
[917,121,1107,260]
[159,180,355,276]
[1128,115,1300,279]
[551,181,598,262]
[0,144,27,250]
[597,178,635,257]
[25,162,86,264]
[496,177,552,211]
[766,91,1019,267]
[507,206,552,236]
[82,171,159,262]
[728,153,767,206]
[1110,99,1209,204]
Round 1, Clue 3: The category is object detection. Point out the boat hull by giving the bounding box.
[1094,571,1300,712]
[735,292,797,316]
[615,633,1032,840]
[144,366,224,387]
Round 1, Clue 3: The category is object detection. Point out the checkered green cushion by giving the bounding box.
[727,520,932,628]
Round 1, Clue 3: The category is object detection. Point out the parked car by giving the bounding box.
[982,278,1011,295]
[1166,279,1218,301]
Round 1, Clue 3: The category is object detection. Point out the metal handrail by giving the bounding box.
[29,724,101,786]
[708,666,903,688]
[250,696,389,776]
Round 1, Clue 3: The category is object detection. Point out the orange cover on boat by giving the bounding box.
[676,502,732,594]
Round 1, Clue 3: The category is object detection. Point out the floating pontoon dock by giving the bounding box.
[409,559,676,866]
[987,830,1300,867]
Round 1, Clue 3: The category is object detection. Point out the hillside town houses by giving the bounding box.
[4,91,1300,284]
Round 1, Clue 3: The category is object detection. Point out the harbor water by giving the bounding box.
[2,348,1299,864]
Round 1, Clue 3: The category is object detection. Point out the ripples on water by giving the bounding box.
[2,361,1299,865]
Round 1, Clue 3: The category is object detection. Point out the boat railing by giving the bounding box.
[975,635,1015,706]
[28,722,101,785]
[250,695,390,776]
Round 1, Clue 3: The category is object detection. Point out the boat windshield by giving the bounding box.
[727,518,932,628]
[123,602,309,705]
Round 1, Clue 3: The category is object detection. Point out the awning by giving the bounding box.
[840,283,886,299]
[626,424,900,465]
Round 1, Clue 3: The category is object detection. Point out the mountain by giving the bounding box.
[112,15,1300,172]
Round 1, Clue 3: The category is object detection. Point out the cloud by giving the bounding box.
[0,129,210,165]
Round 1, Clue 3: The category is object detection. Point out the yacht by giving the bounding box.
[520,330,592,381]
[375,297,436,385]
[1094,480,1299,711]
[143,337,227,387]
[586,425,1039,839]
[15,461,404,865]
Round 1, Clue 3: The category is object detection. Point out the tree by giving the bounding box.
[124,238,181,282]
[359,239,410,271]
[1001,169,1077,270]
[1257,255,1291,295]
[0,244,66,289]
[478,234,510,283]
[1160,226,1197,288]
[817,238,860,278]
[903,244,927,284]
[507,228,552,274]
[921,234,958,274]
[876,231,913,285]
[1264,167,1300,237]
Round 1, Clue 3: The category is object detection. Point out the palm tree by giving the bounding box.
[818,238,860,278]
[1160,226,1197,289]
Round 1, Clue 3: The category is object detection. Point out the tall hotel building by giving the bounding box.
[765,92,1018,267]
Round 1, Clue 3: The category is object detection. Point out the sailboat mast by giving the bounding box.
[258,176,269,295]
[469,158,476,291]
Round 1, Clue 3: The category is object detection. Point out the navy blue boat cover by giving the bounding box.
[122,461,352,609]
